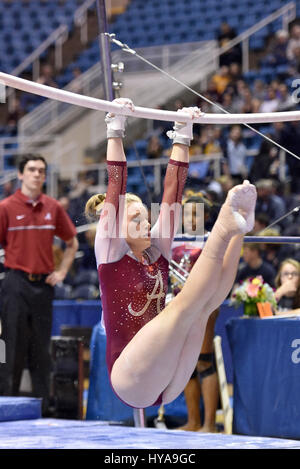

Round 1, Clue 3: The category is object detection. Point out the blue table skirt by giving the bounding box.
[52,299,243,422]
[227,317,300,439]
[51,300,101,336]
[52,299,243,383]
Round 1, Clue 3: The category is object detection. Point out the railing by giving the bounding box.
[11,25,69,83]
[18,40,217,137]
[1,130,290,201]
[17,2,296,142]
[214,1,296,73]
[13,0,98,81]
[5,0,98,111]
[74,0,97,44]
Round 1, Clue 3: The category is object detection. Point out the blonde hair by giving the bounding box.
[85,192,142,221]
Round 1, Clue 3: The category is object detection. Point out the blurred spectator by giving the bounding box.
[173,99,186,111]
[58,195,72,216]
[259,228,295,271]
[82,156,99,186]
[235,242,277,288]
[6,97,24,126]
[223,125,247,182]
[259,86,279,113]
[146,136,163,159]
[287,24,300,61]
[80,226,97,271]
[211,66,231,95]
[273,121,300,192]
[232,80,252,112]
[21,63,58,112]
[151,105,173,139]
[68,171,94,225]
[216,175,234,202]
[204,80,222,105]
[263,29,289,66]
[249,140,280,182]
[188,127,222,181]
[2,181,15,199]
[253,212,270,233]
[37,64,58,88]
[240,87,255,113]
[221,92,240,113]
[277,83,297,111]
[217,22,241,66]
[274,258,300,315]
[228,63,242,87]
[255,179,287,230]
[288,45,300,74]
[69,67,84,94]
[252,79,267,101]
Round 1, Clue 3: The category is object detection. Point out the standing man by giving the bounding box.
[0,154,78,415]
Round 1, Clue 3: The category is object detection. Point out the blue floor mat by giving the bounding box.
[0,397,41,422]
[0,419,299,449]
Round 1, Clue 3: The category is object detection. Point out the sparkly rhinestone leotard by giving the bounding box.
[95,159,188,407]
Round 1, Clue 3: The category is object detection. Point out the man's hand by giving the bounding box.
[46,237,78,287]
[45,270,66,287]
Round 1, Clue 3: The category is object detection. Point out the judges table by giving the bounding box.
[226,317,300,440]
[51,300,101,336]
[52,299,242,382]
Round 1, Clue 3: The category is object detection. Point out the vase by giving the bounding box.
[244,302,258,317]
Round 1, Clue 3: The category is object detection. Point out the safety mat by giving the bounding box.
[0,397,41,422]
[0,419,299,449]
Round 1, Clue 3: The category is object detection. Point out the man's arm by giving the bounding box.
[46,236,78,286]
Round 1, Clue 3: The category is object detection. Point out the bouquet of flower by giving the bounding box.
[231,276,277,316]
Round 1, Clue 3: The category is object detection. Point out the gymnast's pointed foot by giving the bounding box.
[216,180,257,239]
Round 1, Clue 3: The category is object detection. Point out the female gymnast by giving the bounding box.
[171,191,220,432]
[85,98,257,409]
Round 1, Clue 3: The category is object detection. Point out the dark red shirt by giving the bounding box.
[0,189,77,274]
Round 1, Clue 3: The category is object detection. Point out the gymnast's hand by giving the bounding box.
[167,106,203,144]
[105,98,135,136]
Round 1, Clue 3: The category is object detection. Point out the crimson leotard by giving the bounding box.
[171,241,203,296]
[95,159,188,406]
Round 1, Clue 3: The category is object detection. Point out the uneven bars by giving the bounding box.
[2,71,300,124]
[75,224,300,243]
[174,236,300,244]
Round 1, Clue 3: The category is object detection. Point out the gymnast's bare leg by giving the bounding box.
[111,180,256,408]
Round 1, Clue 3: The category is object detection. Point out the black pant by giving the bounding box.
[0,270,54,411]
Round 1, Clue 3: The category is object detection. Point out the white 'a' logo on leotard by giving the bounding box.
[128,270,165,317]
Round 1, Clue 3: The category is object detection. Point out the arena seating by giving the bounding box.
[1,0,300,186]
[56,0,297,86]
[0,0,81,73]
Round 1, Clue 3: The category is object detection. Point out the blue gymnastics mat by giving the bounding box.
[0,419,299,449]
[0,397,41,422]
